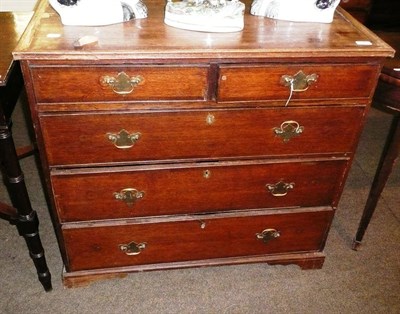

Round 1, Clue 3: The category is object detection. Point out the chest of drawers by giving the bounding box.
[14,0,393,287]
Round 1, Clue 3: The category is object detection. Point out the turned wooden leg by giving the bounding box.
[353,114,400,250]
[0,119,52,291]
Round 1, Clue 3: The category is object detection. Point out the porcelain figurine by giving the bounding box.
[49,0,148,26]
[164,0,245,33]
[250,0,340,23]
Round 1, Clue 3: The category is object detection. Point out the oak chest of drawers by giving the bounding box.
[14,0,394,287]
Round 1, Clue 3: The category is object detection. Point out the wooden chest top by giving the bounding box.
[13,0,393,62]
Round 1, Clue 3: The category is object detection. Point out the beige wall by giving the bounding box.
[0,0,38,11]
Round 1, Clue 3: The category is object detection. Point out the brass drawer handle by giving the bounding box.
[106,129,141,149]
[280,70,318,92]
[256,228,281,244]
[100,72,144,95]
[274,120,304,142]
[266,181,295,197]
[119,241,147,256]
[114,188,145,206]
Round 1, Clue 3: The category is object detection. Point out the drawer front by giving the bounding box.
[40,106,364,166]
[52,160,347,222]
[217,64,379,102]
[31,65,209,103]
[63,209,333,271]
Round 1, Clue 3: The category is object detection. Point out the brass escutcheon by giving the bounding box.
[119,241,147,256]
[206,113,215,125]
[203,169,211,179]
[274,120,304,142]
[106,129,141,149]
[114,188,145,206]
[280,70,318,92]
[256,228,281,244]
[266,181,295,197]
[100,72,144,95]
[198,220,207,229]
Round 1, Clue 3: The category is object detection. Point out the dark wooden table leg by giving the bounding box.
[0,123,52,291]
[352,114,400,250]
[0,65,52,291]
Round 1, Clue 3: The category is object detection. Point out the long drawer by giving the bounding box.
[40,106,364,166]
[52,159,347,222]
[63,208,334,271]
[31,65,209,103]
[217,64,380,102]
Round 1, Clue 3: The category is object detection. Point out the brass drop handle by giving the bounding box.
[274,120,304,142]
[280,70,318,92]
[256,229,281,244]
[100,72,144,95]
[114,188,145,206]
[106,129,141,149]
[266,181,295,197]
[119,241,147,256]
[280,71,318,106]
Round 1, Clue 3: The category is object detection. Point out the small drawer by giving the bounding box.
[52,159,347,222]
[217,64,380,102]
[31,65,209,103]
[40,106,364,166]
[62,208,333,271]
